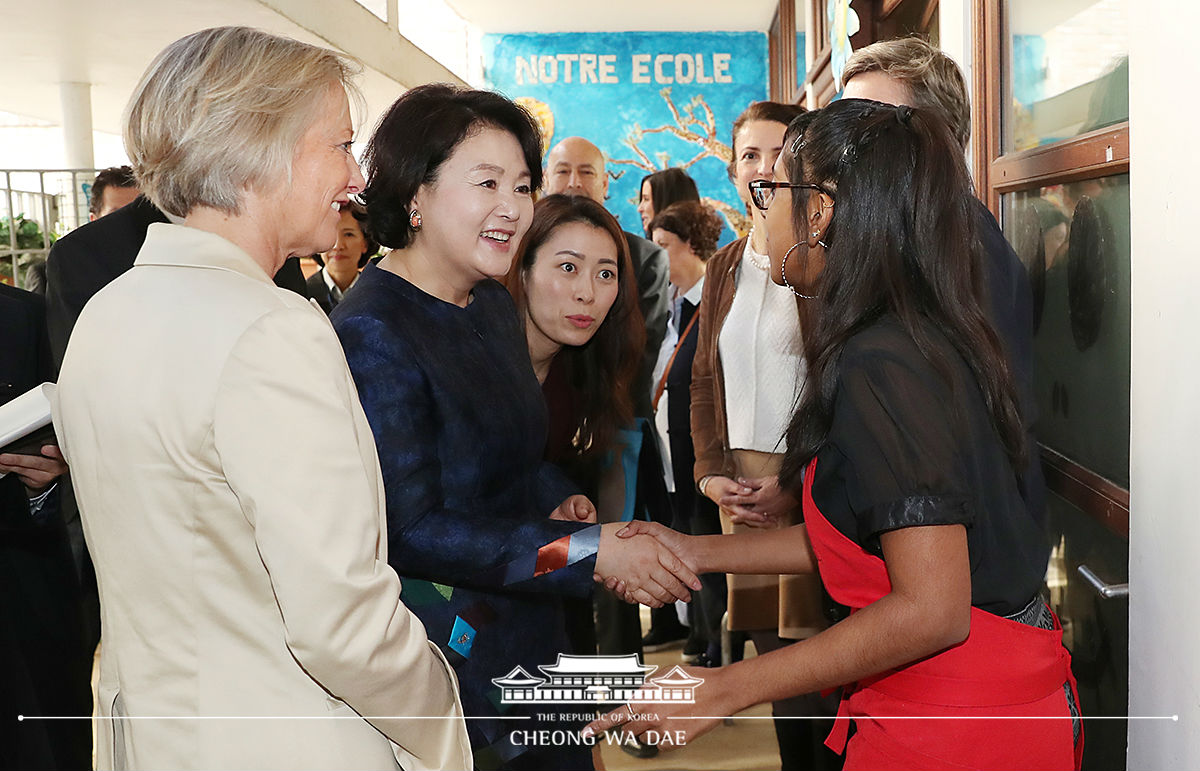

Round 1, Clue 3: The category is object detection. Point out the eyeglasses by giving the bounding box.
[748,180,834,212]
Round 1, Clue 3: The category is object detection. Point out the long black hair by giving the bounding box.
[778,98,1025,489]
[504,194,644,460]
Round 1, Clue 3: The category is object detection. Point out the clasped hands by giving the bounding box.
[705,474,797,528]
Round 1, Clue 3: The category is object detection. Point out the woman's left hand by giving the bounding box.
[550,494,597,523]
[582,665,733,752]
[719,475,797,528]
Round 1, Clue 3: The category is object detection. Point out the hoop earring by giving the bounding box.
[781,243,818,299]
[409,209,423,230]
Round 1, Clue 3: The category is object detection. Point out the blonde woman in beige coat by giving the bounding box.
[52,27,470,771]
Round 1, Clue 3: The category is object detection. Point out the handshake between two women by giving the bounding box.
[548,493,703,609]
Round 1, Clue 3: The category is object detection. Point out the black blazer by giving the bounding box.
[45,197,309,368]
[306,270,338,315]
[974,200,1046,525]
[0,284,92,769]
[45,196,169,367]
[663,299,704,510]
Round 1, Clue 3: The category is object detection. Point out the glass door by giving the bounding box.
[981,1,1130,768]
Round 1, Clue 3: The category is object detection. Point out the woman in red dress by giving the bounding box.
[588,99,1082,770]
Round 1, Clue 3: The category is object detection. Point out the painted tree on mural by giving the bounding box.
[608,87,750,236]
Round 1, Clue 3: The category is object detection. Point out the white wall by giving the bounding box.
[1127,1,1200,767]
[937,2,975,177]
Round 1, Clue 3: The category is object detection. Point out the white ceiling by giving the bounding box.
[0,0,796,163]
[0,0,456,141]
[443,0,790,33]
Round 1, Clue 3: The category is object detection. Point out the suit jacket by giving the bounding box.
[974,200,1046,524]
[306,270,333,314]
[305,269,358,315]
[0,284,92,770]
[45,197,308,369]
[53,224,470,771]
[45,197,169,368]
[623,231,670,419]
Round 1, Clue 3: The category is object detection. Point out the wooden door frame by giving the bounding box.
[796,0,938,108]
[972,0,1131,540]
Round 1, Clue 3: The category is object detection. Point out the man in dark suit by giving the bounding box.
[0,283,92,770]
[46,195,309,364]
[840,38,1045,525]
[43,195,312,659]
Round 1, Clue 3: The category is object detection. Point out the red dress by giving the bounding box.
[802,457,1082,770]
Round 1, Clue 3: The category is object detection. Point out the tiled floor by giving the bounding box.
[594,612,781,771]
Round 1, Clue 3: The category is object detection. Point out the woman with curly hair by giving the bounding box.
[646,201,728,667]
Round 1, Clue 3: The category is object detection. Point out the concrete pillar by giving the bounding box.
[59,81,94,170]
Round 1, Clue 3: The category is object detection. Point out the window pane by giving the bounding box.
[1001,174,1130,486]
[1002,0,1128,152]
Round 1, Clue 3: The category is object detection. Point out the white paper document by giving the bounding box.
[0,382,56,478]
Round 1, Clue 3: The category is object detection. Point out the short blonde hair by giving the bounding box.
[842,36,971,149]
[124,26,361,217]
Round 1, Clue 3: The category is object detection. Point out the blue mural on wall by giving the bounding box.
[797,32,808,85]
[483,31,769,244]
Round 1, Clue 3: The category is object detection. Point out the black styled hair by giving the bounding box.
[361,83,543,249]
[89,165,138,216]
[778,98,1025,489]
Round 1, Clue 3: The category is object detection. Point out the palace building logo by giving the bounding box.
[492,653,704,704]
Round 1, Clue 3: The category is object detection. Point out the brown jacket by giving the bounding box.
[689,236,746,485]
[690,235,809,487]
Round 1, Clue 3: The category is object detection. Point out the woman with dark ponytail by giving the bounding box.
[589,99,1081,770]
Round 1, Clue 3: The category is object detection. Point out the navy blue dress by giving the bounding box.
[332,264,597,770]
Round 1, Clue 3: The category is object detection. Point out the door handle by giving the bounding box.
[1077,565,1129,599]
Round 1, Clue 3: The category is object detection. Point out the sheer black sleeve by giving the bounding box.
[825,329,975,545]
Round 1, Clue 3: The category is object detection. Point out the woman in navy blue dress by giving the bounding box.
[332,85,698,771]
